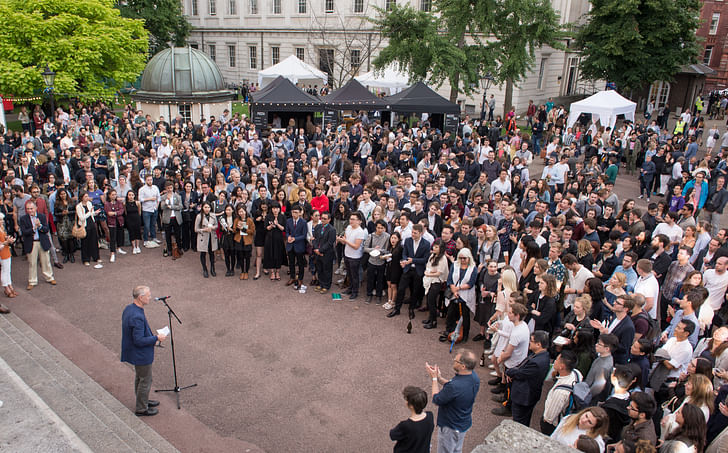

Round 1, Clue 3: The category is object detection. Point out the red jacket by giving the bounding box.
[311,194,329,213]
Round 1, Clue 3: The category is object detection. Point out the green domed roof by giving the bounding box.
[133,47,233,102]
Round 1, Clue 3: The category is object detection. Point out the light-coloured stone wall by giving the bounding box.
[471,420,579,453]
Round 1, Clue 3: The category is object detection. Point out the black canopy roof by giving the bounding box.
[250,76,322,111]
[384,81,460,114]
[322,78,386,109]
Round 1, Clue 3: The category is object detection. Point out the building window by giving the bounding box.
[325,0,334,12]
[271,46,280,65]
[710,13,720,35]
[191,0,198,15]
[228,0,237,14]
[537,57,547,90]
[209,0,216,14]
[648,81,671,109]
[208,44,216,62]
[385,0,395,11]
[420,0,431,11]
[249,0,258,13]
[350,49,361,72]
[249,46,257,69]
[298,0,306,13]
[190,42,199,49]
[228,45,236,67]
[272,0,281,13]
[296,47,305,61]
[704,46,714,64]
[353,0,364,13]
[178,105,191,122]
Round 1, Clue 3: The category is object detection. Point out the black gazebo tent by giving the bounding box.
[322,79,386,110]
[250,76,322,129]
[384,81,460,132]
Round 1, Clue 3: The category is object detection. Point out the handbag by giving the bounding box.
[71,216,86,239]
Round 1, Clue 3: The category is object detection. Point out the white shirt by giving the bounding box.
[634,274,660,319]
[565,266,594,309]
[504,321,530,369]
[395,223,412,241]
[490,178,511,197]
[344,225,368,259]
[653,222,683,254]
[662,337,693,378]
[703,269,728,311]
[138,184,160,213]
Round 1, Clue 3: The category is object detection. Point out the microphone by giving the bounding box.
[155,296,171,301]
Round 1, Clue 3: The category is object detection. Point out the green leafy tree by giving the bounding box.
[0,0,148,97]
[575,0,701,91]
[372,0,564,110]
[118,0,191,55]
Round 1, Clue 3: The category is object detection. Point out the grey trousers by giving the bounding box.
[437,425,467,453]
[134,364,153,412]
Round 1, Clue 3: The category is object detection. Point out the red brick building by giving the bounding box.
[698,0,728,91]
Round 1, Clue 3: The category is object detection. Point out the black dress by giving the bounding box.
[386,245,404,285]
[263,213,287,269]
[81,205,100,262]
[253,210,267,247]
[125,201,142,241]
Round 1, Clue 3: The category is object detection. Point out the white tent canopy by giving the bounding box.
[566,90,637,134]
[355,65,410,95]
[257,55,327,89]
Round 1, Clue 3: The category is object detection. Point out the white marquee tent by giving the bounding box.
[257,55,328,89]
[566,90,637,135]
[355,65,410,95]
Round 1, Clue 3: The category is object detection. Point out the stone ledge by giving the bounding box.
[472,420,579,453]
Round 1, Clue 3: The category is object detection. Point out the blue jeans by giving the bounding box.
[142,210,157,241]
[437,425,467,453]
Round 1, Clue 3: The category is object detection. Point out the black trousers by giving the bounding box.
[164,221,181,253]
[394,268,424,311]
[540,418,557,436]
[512,403,535,427]
[108,225,124,252]
[344,256,362,295]
[287,250,306,280]
[224,248,237,272]
[237,249,251,272]
[316,252,334,289]
[200,241,214,270]
[181,218,195,250]
[366,263,386,297]
[426,282,443,322]
[445,300,471,339]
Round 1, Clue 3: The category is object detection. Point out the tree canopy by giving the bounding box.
[118,0,191,56]
[372,0,564,102]
[575,0,701,91]
[0,0,148,98]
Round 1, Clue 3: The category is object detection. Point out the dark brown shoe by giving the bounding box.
[286,279,296,286]
[0,304,10,314]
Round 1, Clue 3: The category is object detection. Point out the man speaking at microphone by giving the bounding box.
[121,286,167,416]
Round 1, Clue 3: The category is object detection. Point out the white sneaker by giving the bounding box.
[383,301,393,310]
[94,263,103,269]
[117,248,127,255]
[153,238,162,244]
[149,241,160,248]
[490,371,499,377]
[110,254,116,263]
[143,241,151,248]
[98,241,109,250]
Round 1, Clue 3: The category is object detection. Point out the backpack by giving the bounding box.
[555,371,592,416]
[636,311,660,345]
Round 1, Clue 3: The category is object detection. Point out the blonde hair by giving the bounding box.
[559,407,609,439]
[611,272,627,288]
[501,267,518,293]
[577,239,593,258]
[575,294,593,314]
[687,374,714,414]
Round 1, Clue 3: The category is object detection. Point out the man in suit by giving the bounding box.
[590,294,636,364]
[506,330,551,426]
[388,224,431,318]
[313,212,337,294]
[19,200,56,290]
[285,205,308,289]
[121,286,167,416]
[160,182,183,257]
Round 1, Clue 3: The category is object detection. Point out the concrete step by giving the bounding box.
[0,313,179,453]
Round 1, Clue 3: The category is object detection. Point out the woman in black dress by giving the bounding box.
[384,232,403,310]
[252,201,269,280]
[76,192,102,268]
[124,190,142,254]
[219,204,237,276]
[53,189,76,263]
[263,202,287,281]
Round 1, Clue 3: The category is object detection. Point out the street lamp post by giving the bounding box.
[480,72,494,123]
[41,64,56,120]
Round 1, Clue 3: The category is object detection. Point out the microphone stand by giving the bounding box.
[154,296,197,409]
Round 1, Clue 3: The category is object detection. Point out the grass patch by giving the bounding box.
[4,120,22,132]
[232,102,249,117]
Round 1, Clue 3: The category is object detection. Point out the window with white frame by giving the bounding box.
[191,0,198,15]
[296,48,305,61]
[710,13,720,35]
[208,44,216,61]
[178,105,191,122]
[190,42,199,49]
[420,0,431,11]
[353,0,364,13]
[249,46,257,69]
[228,45,236,67]
[272,0,281,13]
[537,57,547,90]
[325,0,334,12]
[298,0,306,13]
[350,49,361,72]
[385,0,395,10]
[704,46,714,64]
[209,0,216,14]
[271,46,280,65]
[648,81,671,108]
[249,0,258,13]
[228,0,237,14]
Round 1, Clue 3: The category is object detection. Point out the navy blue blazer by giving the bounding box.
[402,237,431,275]
[121,303,157,366]
[285,217,308,253]
[506,350,551,407]
[19,213,51,254]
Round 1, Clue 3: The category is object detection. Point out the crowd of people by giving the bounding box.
[2,93,728,453]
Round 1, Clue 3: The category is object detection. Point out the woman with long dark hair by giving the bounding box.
[422,239,449,329]
[252,201,269,280]
[194,202,218,278]
[76,191,102,268]
[219,204,237,276]
[661,403,706,453]
[234,205,255,280]
[124,190,143,255]
[383,232,403,311]
[263,201,287,281]
[54,189,76,263]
